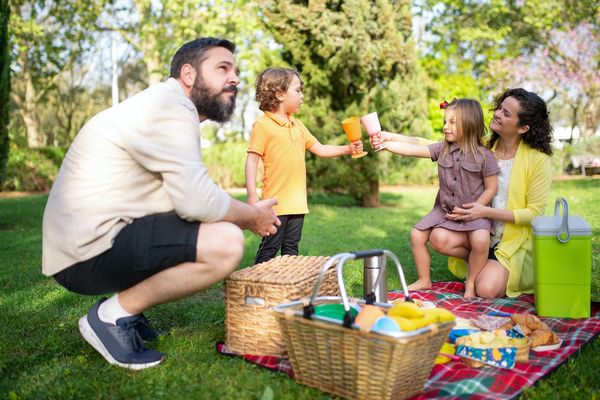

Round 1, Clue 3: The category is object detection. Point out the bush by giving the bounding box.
[381,157,438,185]
[0,145,66,191]
[38,146,67,167]
[203,141,247,188]
[553,137,600,175]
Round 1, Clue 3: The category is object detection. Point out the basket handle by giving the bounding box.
[553,197,570,243]
[303,253,347,319]
[303,250,412,328]
[351,249,385,259]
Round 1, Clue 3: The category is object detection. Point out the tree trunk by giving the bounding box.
[582,100,598,139]
[568,102,579,145]
[361,178,380,208]
[0,0,10,186]
[14,48,45,148]
[21,87,44,148]
[142,36,163,86]
[146,56,163,86]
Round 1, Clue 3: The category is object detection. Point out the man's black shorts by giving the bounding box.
[54,212,199,295]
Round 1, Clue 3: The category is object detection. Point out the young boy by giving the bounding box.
[246,67,363,264]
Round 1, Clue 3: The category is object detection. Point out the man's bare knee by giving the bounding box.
[215,223,244,271]
[197,222,244,276]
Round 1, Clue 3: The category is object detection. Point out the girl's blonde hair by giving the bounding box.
[255,67,303,112]
[444,98,487,160]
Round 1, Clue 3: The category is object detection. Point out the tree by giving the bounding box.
[414,0,596,77]
[101,0,271,143]
[102,0,263,85]
[414,0,598,147]
[0,0,10,185]
[261,0,430,207]
[10,0,106,148]
[488,23,599,141]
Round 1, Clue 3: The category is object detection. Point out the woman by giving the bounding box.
[430,88,554,298]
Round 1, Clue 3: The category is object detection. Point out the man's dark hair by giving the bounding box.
[170,37,236,78]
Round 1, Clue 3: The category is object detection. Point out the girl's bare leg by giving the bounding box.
[429,228,471,259]
[464,229,490,299]
[407,228,433,290]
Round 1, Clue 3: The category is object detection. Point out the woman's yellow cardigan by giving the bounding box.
[448,140,553,297]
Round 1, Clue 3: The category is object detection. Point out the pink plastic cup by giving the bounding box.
[360,112,384,151]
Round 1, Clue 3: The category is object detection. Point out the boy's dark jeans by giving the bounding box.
[254,214,305,264]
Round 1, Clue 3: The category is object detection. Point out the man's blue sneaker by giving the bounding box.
[78,299,164,370]
[135,313,159,341]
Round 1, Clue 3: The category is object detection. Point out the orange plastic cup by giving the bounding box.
[342,116,368,158]
[342,116,362,141]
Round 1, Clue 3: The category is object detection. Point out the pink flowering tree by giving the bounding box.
[488,23,599,141]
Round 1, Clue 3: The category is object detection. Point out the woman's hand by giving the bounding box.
[446,202,489,221]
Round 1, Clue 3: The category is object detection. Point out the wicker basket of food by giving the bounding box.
[274,250,454,400]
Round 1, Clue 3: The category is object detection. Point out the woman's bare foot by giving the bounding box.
[408,278,432,291]
[464,281,476,299]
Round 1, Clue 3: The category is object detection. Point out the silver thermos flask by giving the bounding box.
[364,255,387,303]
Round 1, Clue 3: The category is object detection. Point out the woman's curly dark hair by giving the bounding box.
[255,67,303,112]
[488,88,553,155]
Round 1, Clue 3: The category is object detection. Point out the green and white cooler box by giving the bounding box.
[532,198,592,318]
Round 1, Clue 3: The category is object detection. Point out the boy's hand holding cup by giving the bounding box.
[349,140,364,155]
[341,116,368,159]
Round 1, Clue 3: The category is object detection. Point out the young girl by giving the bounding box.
[372,99,500,298]
[246,67,363,264]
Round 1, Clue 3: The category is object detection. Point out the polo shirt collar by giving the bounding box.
[265,111,295,128]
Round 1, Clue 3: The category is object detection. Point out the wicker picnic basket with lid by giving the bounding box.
[273,250,454,400]
[224,255,339,356]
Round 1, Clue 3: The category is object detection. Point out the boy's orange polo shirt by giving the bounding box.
[247,112,318,216]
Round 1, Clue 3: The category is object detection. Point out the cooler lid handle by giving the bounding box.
[553,197,570,243]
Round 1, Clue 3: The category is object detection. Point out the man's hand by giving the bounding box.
[249,198,281,236]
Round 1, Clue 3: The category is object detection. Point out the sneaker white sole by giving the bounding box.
[78,316,163,370]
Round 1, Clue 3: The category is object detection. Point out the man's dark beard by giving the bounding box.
[190,74,237,123]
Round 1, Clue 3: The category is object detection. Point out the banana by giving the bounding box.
[391,316,418,331]
[388,301,424,319]
[413,310,439,328]
[433,308,456,322]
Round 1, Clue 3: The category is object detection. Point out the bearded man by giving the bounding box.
[42,38,280,370]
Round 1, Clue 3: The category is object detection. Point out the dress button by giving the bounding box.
[452,193,454,196]
[454,177,457,181]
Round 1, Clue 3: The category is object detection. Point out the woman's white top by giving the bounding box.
[490,157,514,247]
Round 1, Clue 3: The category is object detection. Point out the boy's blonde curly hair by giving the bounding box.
[255,67,303,112]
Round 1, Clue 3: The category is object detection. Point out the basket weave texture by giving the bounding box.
[225,255,339,356]
[276,300,454,400]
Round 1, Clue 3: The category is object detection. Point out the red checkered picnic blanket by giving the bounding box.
[216,282,600,399]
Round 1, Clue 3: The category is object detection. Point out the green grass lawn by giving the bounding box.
[0,179,598,399]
